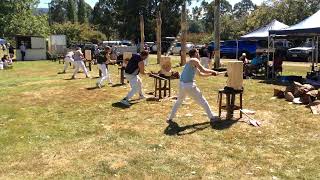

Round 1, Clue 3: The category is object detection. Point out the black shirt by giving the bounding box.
[97,51,107,64]
[199,47,209,58]
[125,54,143,74]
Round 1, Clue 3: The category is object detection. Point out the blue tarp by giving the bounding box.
[270,10,320,36]
[0,39,6,44]
[241,20,288,39]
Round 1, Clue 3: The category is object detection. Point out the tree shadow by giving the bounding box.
[164,121,211,136]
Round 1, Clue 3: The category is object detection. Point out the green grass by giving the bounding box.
[0,56,319,179]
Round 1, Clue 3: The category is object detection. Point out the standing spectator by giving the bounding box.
[20,42,26,61]
[8,43,15,59]
[199,43,212,69]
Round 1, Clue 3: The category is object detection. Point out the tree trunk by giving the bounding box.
[140,15,145,53]
[180,2,187,66]
[156,11,162,64]
[214,0,221,68]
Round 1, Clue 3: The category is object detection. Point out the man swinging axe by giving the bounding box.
[167,48,224,124]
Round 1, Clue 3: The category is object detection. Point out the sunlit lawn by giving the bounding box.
[0,56,319,179]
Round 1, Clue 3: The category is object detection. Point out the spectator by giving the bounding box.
[1,55,12,69]
[20,42,26,61]
[199,43,212,69]
[8,43,15,59]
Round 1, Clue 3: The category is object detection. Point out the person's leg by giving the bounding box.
[168,84,187,121]
[63,58,70,72]
[72,61,80,78]
[124,74,139,100]
[21,52,25,61]
[137,75,144,97]
[187,85,216,120]
[80,61,89,77]
[105,65,112,84]
[97,64,107,86]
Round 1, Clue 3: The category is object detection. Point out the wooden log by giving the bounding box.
[226,61,243,90]
[123,52,132,67]
[160,56,172,76]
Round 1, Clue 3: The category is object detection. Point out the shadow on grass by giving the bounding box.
[210,119,239,130]
[164,121,211,136]
[111,101,140,109]
[86,86,99,90]
[258,79,290,86]
[112,83,125,87]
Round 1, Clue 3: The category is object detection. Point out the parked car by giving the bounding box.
[220,40,257,59]
[287,41,315,62]
[150,41,171,54]
[171,42,195,55]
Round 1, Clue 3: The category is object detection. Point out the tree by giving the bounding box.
[66,0,77,23]
[0,0,50,38]
[51,22,106,45]
[233,0,256,18]
[49,0,67,23]
[78,0,87,24]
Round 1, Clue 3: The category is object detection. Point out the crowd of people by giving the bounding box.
[0,43,15,70]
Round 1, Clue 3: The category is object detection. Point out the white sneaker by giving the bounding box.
[120,99,130,106]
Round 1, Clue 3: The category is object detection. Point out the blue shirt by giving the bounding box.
[180,60,196,83]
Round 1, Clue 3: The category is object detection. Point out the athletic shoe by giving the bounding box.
[120,99,130,106]
[96,83,102,89]
[138,95,146,100]
[166,119,174,124]
[210,116,220,123]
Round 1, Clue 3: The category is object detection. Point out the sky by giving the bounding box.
[38,0,264,9]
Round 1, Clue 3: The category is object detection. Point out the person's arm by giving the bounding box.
[190,59,217,75]
[138,61,146,75]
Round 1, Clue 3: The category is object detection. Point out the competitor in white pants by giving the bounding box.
[168,48,221,123]
[71,47,90,79]
[96,46,115,88]
[59,50,74,74]
[120,50,149,106]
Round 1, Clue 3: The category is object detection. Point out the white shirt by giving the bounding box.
[20,45,26,52]
[65,51,74,58]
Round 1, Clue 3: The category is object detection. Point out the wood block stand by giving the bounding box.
[118,66,126,84]
[150,74,171,99]
[218,88,243,120]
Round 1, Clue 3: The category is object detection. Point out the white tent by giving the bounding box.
[241,20,289,39]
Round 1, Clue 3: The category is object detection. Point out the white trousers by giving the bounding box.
[63,57,74,72]
[168,82,215,120]
[97,64,112,85]
[72,61,89,77]
[124,73,143,100]
[200,57,211,69]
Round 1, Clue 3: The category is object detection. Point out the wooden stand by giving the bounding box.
[150,74,171,99]
[218,88,243,120]
[118,66,126,84]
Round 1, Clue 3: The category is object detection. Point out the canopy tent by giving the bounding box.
[269,10,320,36]
[267,10,320,80]
[241,20,289,39]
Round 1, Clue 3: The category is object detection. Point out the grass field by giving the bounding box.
[0,56,319,179]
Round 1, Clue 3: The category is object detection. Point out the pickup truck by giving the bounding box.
[287,41,319,62]
[220,40,257,59]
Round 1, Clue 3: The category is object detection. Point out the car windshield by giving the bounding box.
[301,41,312,47]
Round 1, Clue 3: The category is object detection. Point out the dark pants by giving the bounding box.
[21,51,25,61]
